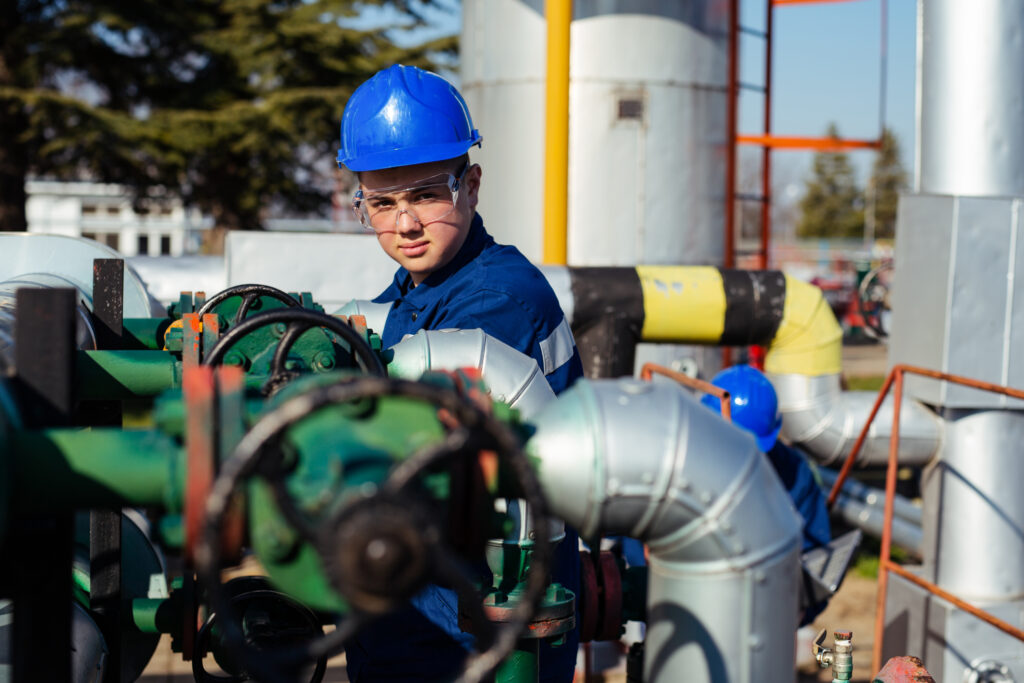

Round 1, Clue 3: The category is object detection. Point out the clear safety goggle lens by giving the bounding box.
[352,166,467,231]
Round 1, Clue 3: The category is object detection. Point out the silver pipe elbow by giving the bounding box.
[528,378,803,683]
[386,329,555,420]
[770,372,944,468]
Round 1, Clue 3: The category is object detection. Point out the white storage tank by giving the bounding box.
[461,0,729,267]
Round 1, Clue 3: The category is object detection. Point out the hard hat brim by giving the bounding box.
[338,136,481,173]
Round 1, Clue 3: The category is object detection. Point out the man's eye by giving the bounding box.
[369,197,394,209]
[413,191,441,202]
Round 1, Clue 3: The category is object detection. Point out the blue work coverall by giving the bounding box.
[345,214,585,682]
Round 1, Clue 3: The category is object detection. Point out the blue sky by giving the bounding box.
[740,0,916,184]
[362,0,916,186]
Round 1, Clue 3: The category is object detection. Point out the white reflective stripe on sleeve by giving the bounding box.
[539,316,576,375]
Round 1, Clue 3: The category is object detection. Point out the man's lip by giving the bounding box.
[399,241,430,255]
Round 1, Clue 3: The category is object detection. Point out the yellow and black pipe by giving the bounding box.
[566,266,842,378]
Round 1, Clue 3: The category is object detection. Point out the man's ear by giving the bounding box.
[465,163,482,211]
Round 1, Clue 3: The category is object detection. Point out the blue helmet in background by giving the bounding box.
[700,364,782,452]
[338,64,482,172]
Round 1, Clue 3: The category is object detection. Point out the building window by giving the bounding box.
[106,234,120,251]
[82,204,99,215]
[138,235,149,255]
[82,231,98,242]
[160,235,172,255]
[106,205,120,216]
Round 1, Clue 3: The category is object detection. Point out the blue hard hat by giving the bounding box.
[700,365,782,452]
[338,64,482,172]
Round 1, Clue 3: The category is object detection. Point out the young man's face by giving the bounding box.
[359,159,481,285]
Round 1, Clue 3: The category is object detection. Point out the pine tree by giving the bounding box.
[865,127,907,240]
[796,123,864,239]
[0,1,456,232]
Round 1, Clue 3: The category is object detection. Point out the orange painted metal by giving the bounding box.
[822,364,1024,673]
[639,363,732,422]
[737,134,882,151]
[181,312,202,368]
[872,369,903,673]
[183,365,216,565]
[826,370,897,508]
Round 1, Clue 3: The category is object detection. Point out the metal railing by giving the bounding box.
[639,363,732,421]
[824,363,1024,673]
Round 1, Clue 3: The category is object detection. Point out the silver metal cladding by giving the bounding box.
[924,408,1024,601]
[918,0,1024,196]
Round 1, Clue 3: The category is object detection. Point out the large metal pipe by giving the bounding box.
[917,0,1024,196]
[528,378,802,683]
[833,493,923,557]
[387,329,556,420]
[769,374,943,468]
[924,409,1024,601]
[818,466,922,527]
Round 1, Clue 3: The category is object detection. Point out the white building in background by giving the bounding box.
[25,180,212,256]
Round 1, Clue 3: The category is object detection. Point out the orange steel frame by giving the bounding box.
[725,0,886,272]
[824,364,1024,674]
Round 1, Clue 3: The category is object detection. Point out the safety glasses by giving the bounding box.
[353,164,468,231]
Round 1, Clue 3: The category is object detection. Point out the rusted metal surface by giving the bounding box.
[200,313,219,364]
[873,655,935,683]
[181,312,202,368]
[183,365,215,565]
[640,362,732,421]
[825,364,1024,673]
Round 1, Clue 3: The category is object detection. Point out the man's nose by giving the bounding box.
[394,209,421,233]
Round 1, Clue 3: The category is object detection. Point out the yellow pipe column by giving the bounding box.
[543,0,571,265]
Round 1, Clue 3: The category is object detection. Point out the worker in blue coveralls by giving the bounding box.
[336,64,584,682]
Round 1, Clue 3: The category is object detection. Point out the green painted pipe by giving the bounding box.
[496,640,539,683]
[76,350,181,399]
[132,597,178,635]
[122,317,172,350]
[11,430,184,513]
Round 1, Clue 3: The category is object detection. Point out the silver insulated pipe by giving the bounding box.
[386,328,555,420]
[917,0,1024,196]
[527,378,803,683]
[769,373,944,468]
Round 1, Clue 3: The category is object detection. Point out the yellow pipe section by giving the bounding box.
[637,266,726,342]
[763,275,843,376]
[543,0,571,265]
[630,267,842,377]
